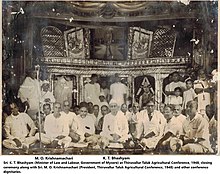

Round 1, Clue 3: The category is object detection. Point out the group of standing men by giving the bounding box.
[85,73,128,107]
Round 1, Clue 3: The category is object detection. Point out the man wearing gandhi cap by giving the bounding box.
[100,99,129,145]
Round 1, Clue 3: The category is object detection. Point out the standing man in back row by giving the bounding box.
[165,71,186,105]
[110,73,128,107]
[84,74,100,105]
[18,69,41,120]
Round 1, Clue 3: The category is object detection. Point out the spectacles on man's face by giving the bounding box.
[147,105,154,107]
[110,104,117,108]
[64,104,70,107]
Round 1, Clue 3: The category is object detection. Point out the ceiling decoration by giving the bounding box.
[69,1,150,17]
[25,1,198,21]
[3,1,217,23]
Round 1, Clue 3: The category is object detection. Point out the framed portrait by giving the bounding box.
[90,27,128,60]
[128,27,153,59]
[64,27,89,58]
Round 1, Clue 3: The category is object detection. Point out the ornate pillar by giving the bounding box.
[79,75,84,103]
[126,74,132,105]
[154,73,160,109]
[131,75,135,104]
[154,73,169,109]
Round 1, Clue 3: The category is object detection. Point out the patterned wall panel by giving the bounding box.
[150,28,176,58]
[41,26,65,57]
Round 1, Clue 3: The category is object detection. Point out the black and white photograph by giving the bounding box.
[1,0,218,158]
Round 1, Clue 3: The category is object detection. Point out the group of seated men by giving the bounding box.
[2,97,217,154]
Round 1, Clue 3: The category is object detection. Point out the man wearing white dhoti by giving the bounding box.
[18,69,41,119]
[84,74,101,105]
[35,102,71,148]
[3,103,37,149]
[110,74,128,107]
[100,99,129,143]
[140,100,166,149]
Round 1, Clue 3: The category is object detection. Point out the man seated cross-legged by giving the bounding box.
[3,103,37,150]
[35,102,71,148]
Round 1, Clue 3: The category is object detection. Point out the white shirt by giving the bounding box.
[4,112,37,139]
[163,116,183,136]
[101,111,129,142]
[175,114,186,125]
[119,110,131,121]
[110,82,127,106]
[84,83,100,105]
[74,115,95,137]
[169,96,183,105]
[183,88,196,109]
[165,81,185,104]
[182,113,212,152]
[88,113,96,124]
[194,79,211,113]
[61,111,77,128]
[142,110,166,137]
[128,111,146,139]
[18,77,41,110]
[44,112,70,139]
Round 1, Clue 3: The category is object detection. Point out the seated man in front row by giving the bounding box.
[69,102,95,143]
[69,103,109,148]
[154,105,184,153]
[35,102,71,148]
[100,99,129,145]
[140,100,166,149]
[3,103,37,149]
[170,101,213,153]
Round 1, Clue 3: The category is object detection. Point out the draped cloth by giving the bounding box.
[69,2,151,13]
